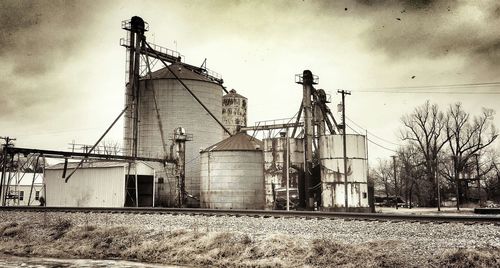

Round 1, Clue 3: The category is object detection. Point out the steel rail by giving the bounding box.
[1,206,498,223]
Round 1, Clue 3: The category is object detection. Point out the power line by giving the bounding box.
[345,117,400,146]
[354,90,500,95]
[355,81,500,91]
[346,123,398,153]
[368,138,398,153]
[352,81,500,95]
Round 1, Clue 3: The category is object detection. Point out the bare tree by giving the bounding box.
[371,159,394,199]
[99,140,122,155]
[400,101,450,206]
[445,103,498,210]
[397,143,425,207]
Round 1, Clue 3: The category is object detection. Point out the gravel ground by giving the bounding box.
[1,211,499,266]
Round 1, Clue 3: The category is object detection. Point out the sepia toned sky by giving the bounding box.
[1,0,499,163]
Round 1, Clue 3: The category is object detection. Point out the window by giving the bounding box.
[35,191,40,200]
[362,192,367,199]
[19,191,24,201]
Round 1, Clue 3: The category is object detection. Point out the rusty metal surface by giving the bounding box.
[319,135,369,209]
[263,138,304,209]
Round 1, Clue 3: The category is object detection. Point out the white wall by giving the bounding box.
[45,166,125,207]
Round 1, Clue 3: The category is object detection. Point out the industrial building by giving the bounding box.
[1,16,371,212]
[45,162,155,207]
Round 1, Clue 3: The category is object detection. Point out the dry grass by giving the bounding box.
[432,248,500,268]
[0,219,495,267]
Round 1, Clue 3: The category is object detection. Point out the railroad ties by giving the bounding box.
[1,206,499,225]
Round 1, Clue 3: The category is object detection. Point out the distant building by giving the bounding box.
[0,172,44,206]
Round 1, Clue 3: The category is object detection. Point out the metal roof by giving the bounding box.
[203,132,263,152]
[142,63,213,82]
[223,89,247,99]
[46,161,129,170]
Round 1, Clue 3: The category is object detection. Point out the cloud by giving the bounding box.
[350,0,500,72]
[0,0,105,119]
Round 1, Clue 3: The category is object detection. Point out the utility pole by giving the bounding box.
[0,136,16,206]
[475,153,481,207]
[453,155,460,211]
[436,158,441,211]
[338,89,351,212]
[392,155,398,210]
[286,129,290,211]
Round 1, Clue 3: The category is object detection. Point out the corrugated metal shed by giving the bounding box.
[45,165,125,207]
[45,161,156,207]
[204,132,262,152]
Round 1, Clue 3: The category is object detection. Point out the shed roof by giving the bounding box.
[46,161,129,170]
[203,132,263,152]
[142,63,214,83]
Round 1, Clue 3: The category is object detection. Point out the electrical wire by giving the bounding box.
[346,123,398,153]
[352,81,500,95]
[345,116,400,146]
[354,90,500,95]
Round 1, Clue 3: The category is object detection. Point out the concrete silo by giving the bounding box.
[319,134,369,211]
[263,137,304,209]
[200,132,265,209]
[124,62,224,206]
[222,89,247,138]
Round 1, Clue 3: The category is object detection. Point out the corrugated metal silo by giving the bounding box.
[319,134,369,211]
[222,89,247,138]
[200,132,265,209]
[124,63,224,206]
[263,137,304,209]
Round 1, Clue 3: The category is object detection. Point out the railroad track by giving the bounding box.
[1,206,499,224]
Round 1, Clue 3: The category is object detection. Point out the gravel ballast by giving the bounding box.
[1,211,499,267]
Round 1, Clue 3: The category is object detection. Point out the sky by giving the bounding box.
[1,0,499,164]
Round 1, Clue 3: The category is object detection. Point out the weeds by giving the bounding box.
[0,219,497,268]
[49,218,72,240]
[1,222,23,237]
[433,248,500,268]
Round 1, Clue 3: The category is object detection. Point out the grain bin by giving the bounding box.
[319,134,369,211]
[200,132,265,209]
[263,137,304,209]
[124,63,224,206]
[222,89,247,138]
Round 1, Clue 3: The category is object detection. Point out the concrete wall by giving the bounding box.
[45,166,125,207]
[200,151,264,209]
[319,134,369,210]
[263,138,304,209]
[125,78,223,207]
